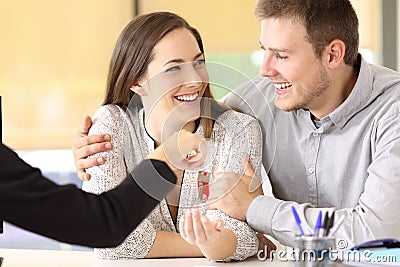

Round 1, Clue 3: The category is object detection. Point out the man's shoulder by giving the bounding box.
[370,64,400,97]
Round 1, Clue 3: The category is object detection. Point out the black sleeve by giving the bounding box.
[0,143,176,248]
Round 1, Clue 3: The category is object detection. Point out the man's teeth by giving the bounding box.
[175,92,199,101]
[274,83,292,90]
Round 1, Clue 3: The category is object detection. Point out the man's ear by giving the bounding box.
[130,84,147,96]
[325,39,346,69]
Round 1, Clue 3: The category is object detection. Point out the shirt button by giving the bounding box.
[308,167,315,174]
[312,132,319,137]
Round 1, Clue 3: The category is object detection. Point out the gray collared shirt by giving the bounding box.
[223,55,400,247]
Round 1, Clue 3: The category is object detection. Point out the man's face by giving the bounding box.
[259,18,331,113]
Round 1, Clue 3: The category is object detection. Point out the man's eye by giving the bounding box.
[165,65,181,73]
[275,53,288,59]
[193,59,206,67]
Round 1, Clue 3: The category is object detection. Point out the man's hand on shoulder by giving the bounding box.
[72,115,113,181]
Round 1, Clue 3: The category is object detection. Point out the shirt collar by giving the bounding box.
[328,54,373,129]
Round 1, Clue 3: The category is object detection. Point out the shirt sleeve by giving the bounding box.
[82,105,158,259]
[247,105,400,248]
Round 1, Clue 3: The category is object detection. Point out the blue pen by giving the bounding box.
[313,211,323,236]
[291,206,305,236]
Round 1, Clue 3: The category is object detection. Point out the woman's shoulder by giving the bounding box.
[89,104,127,134]
[210,109,261,139]
[93,104,124,119]
[217,109,259,127]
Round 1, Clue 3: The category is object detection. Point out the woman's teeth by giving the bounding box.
[175,92,199,101]
[274,82,292,90]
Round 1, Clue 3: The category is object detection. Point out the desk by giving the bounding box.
[0,249,294,267]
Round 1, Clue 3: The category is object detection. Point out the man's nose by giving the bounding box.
[259,52,278,77]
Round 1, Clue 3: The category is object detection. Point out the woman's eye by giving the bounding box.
[193,59,206,67]
[165,65,181,73]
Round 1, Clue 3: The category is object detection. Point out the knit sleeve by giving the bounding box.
[82,105,158,259]
[208,111,263,261]
[205,209,259,261]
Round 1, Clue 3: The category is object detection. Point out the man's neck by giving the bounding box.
[310,64,359,119]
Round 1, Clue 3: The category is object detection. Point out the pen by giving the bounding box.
[322,212,329,236]
[326,211,335,236]
[291,206,305,236]
[351,239,400,250]
[314,210,323,237]
[329,213,347,237]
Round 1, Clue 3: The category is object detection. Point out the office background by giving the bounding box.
[0,0,398,250]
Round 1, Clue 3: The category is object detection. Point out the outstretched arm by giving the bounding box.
[1,128,205,248]
[0,143,176,248]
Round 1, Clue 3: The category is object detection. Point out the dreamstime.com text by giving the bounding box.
[257,245,398,264]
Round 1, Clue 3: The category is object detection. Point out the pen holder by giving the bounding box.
[294,236,336,267]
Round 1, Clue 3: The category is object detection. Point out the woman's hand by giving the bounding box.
[149,129,207,172]
[179,208,224,247]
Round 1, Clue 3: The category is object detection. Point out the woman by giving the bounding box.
[82,12,263,261]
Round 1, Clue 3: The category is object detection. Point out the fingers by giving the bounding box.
[179,209,222,246]
[161,130,206,171]
[208,172,239,203]
[73,116,112,162]
[243,159,263,193]
[72,115,113,181]
[192,210,207,244]
[78,170,90,181]
[76,156,105,170]
[180,209,203,245]
[244,157,255,177]
[74,134,112,151]
[76,156,106,181]
[74,141,112,161]
[79,115,93,135]
[178,129,205,157]
[257,233,277,258]
[209,217,224,231]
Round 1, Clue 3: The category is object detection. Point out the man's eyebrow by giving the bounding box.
[269,47,290,52]
[193,52,204,60]
[259,41,290,52]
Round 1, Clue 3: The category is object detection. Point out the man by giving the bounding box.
[1,123,205,248]
[73,0,400,248]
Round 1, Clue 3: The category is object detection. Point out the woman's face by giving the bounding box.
[137,28,208,135]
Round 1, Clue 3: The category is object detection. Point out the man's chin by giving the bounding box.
[274,99,301,112]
